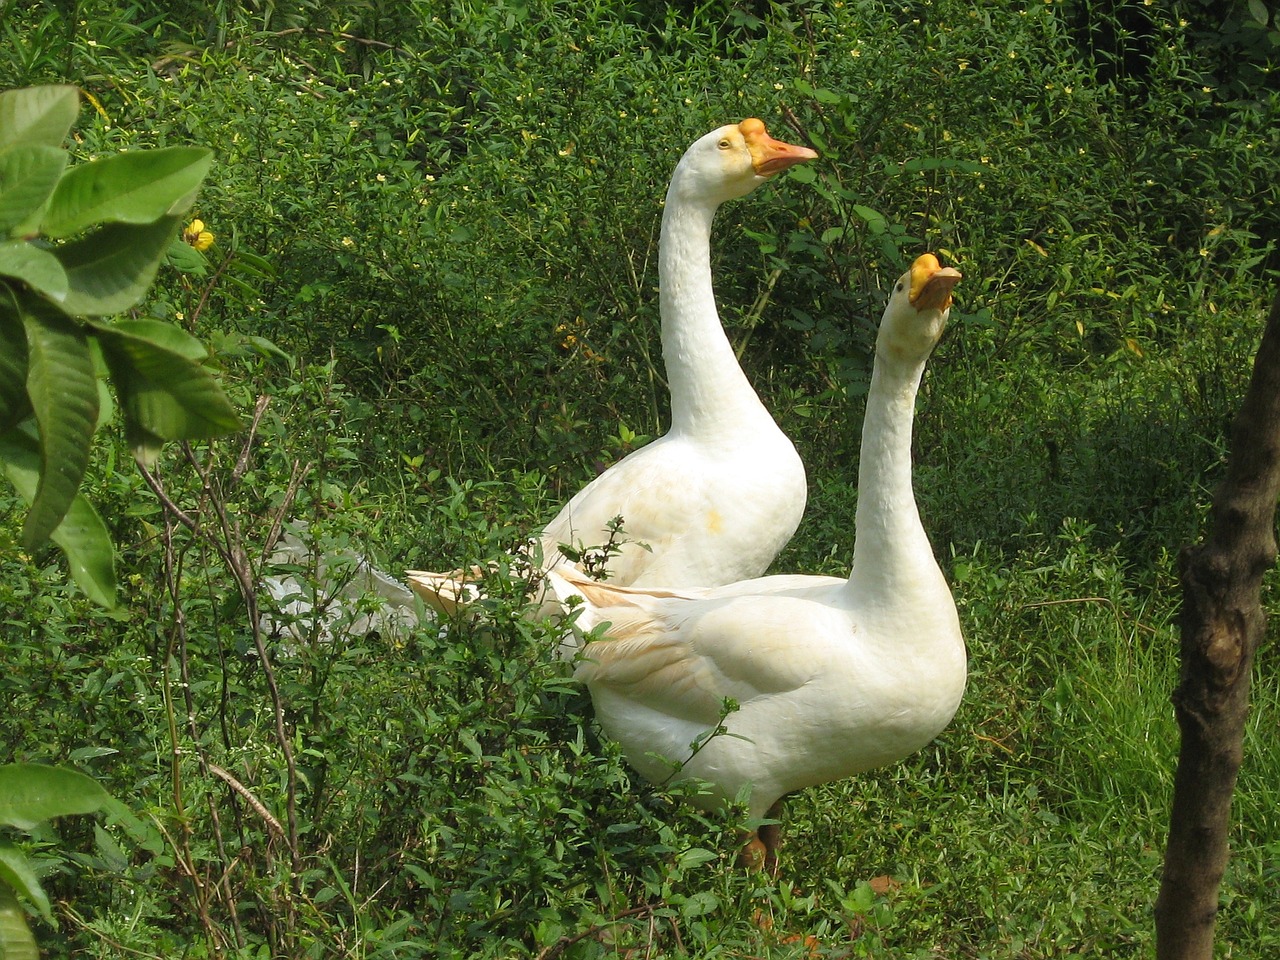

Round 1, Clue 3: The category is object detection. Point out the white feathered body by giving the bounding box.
[552,254,968,825]
[539,425,804,588]
[408,120,813,609]
[562,555,964,818]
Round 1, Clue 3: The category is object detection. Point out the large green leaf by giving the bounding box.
[47,488,116,607]
[54,216,179,316]
[0,428,118,607]
[107,317,211,361]
[0,144,68,236]
[20,301,98,548]
[0,884,40,958]
[0,85,78,151]
[0,764,112,831]
[94,319,242,459]
[0,841,51,927]
[0,295,31,432]
[0,240,68,302]
[42,147,213,239]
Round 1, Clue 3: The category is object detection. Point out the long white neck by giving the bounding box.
[846,345,946,605]
[659,182,773,439]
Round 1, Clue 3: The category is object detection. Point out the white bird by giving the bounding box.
[260,525,420,651]
[408,119,816,613]
[548,254,967,873]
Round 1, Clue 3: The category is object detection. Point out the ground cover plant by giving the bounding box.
[1,0,1278,956]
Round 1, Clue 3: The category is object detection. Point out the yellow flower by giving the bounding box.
[182,219,214,251]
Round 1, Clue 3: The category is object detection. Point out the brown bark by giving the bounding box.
[1154,286,1280,959]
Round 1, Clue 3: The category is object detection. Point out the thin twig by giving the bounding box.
[734,267,782,361]
[182,442,302,871]
[232,395,272,482]
[136,460,200,532]
[1020,594,1161,638]
[207,763,286,839]
[261,458,310,564]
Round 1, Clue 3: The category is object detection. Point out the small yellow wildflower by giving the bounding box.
[182,219,214,251]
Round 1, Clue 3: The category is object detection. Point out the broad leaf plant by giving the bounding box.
[0,85,241,951]
[0,84,241,607]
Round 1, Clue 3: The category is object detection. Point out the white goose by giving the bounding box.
[549,254,967,872]
[409,119,815,612]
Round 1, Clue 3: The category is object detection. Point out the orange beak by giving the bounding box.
[740,118,819,176]
[908,253,963,311]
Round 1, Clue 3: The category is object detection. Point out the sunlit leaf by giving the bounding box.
[165,235,208,274]
[93,319,242,457]
[0,884,41,955]
[42,147,213,238]
[53,489,117,608]
[0,84,78,151]
[0,143,68,236]
[853,204,888,234]
[19,300,97,548]
[106,317,210,361]
[55,216,179,316]
[0,842,51,927]
[0,240,68,302]
[0,763,112,831]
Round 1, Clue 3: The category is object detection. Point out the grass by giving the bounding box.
[1,0,1279,956]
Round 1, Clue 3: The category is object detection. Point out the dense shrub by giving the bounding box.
[2,0,1278,956]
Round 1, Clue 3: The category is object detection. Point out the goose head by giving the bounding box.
[877,253,963,365]
[670,118,818,206]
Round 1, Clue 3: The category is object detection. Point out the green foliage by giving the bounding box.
[0,762,113,953]
[0,1,1278,957]
[0,84,241,606]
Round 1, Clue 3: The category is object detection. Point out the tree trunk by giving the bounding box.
[1154,286,1280,959]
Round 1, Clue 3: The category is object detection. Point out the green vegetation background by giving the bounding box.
[1,0,1278,956]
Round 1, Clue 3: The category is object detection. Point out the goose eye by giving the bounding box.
[895,281,904,293]
[718,138,731,149]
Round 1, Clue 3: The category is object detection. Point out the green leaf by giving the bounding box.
[679,889,721,918]
[106,317,211,361]
[42,147,213,238]
[1247,0,1269,25]
[0,429,120,607]
[93,319,241,456]
[165,235,208,274]
[19,300,98,548]
[853,204,888,235]
[52,487,118,607]
[0,884,41,956]
[0,144,69,236]
[228,248,275,278]
[0,240,68,302]
[93,825,129,873]
[0,85,79,151]
[0,764,113,831]
[900,156,987,175]
[0,841,51,927]
[55,216,180,316]
[0,296,31,432]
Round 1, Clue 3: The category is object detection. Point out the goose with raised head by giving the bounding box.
[549,254,967,873]
[409,119,816,612]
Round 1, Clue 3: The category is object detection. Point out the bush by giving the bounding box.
[1,0,1278,956]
